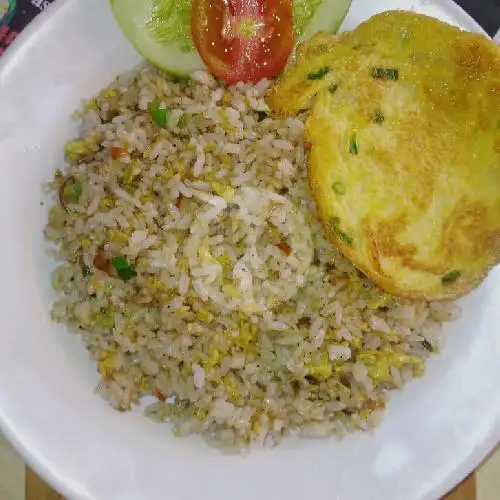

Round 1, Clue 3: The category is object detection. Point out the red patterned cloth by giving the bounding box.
[0,0,55,55]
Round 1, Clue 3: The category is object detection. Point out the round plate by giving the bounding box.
[0,1,498,499]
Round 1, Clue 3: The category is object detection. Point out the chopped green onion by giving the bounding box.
[338,231,353,245]
[442,270,460,284]
[349,134,359,155]
[82,264,92,277]
[330,217,353,245]
[307,66,329,80]
[256,111,268,122]
[373,109,385,124]
[101,314,115,329]
[372,68,399,80]
[177,114,187,127]
[400,28,412,40]
[111,255,137,280]
[422,340,434,352]
[63,181,82,204]
[329,84,339,93]
[332,182,346,195]
[150,99,169,127]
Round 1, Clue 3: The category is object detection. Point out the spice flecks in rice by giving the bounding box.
[44,65,460,450]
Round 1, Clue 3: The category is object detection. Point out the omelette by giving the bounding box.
[266,10,500,300]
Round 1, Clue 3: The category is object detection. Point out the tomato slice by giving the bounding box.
[192,0,294,84]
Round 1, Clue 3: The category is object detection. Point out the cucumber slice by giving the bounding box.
[294,0,352,42]
[109,0,204,78]
[109,0,352,78]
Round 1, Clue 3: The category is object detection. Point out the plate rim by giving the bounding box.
[0,1,497,500]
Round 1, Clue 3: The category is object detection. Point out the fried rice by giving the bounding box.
[44,65,460,450]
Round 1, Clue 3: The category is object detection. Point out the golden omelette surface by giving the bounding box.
[266,11,500,300]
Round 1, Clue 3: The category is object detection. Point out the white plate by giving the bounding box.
[0,1,498,499]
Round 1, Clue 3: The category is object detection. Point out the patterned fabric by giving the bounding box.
[455,0,500,36]
[0,0,55,55]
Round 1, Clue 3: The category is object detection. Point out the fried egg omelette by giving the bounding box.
[266,10,500,300]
